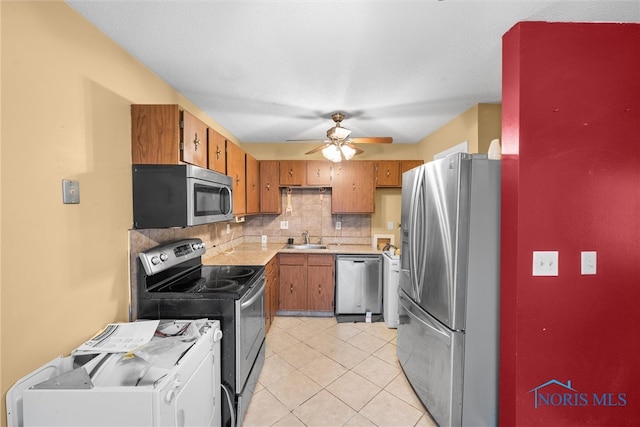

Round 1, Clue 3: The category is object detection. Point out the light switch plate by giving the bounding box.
[280,221,288,230]
[336,221,342,230]
[532,251,558,276]
[62,179,80,204]
[581,251,597,275]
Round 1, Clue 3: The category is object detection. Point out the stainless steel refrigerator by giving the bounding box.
[397,153,500,427]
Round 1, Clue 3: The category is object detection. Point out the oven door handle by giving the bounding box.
[240,277,266,309]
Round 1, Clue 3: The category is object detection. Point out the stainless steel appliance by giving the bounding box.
[136,239,265,427]
[335,255,382,315]
[132,164,233,228]
[382,250,400,328]
[7,320,222,427]
[397,153,500,426]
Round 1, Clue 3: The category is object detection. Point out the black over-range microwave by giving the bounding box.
[132,164,233,229]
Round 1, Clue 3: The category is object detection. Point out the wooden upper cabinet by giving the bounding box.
[207,129,227,174]
[332,161,375,213]
[131,104,207,168]
[226,142,246,216]
[260,161,281,214]
[401,160,423,174]
[374,161,401,187]
[181,110,208,168]
[279,160,306,186]
[306,160,334,186]
[245,153,260,215]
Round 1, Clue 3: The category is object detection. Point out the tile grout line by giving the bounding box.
[255,318,427,426]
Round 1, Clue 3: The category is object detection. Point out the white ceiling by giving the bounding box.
[66,1,639,145]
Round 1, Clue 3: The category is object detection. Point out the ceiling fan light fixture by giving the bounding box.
[322,144,342,162]
[340,144,356,160]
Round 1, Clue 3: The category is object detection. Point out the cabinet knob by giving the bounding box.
[289,169,294,177]
[216,146,221,160]
[318,284,321,293]
[290,284,293,293]
[266,182,271,190]
[193,133,200,151]
[352,183,356,191]
[386,169,391,177]
[316,169,321,178]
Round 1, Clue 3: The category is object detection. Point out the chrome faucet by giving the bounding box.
[302,231,310,245]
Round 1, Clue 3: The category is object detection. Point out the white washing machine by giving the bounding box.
[382,250,400,328]
[7,320,222,427]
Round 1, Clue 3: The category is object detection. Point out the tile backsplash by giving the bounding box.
[128,187,372,319]
[243,188,371,246]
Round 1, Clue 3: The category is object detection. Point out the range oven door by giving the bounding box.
[235,275,266,391]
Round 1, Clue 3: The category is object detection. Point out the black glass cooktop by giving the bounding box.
[151,265,263,298]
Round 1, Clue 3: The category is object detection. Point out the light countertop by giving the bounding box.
[202,243,383,266]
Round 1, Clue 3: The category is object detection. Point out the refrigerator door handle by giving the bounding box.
[410,170,427,302]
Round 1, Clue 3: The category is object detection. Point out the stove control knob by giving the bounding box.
[151,256,161,265]
[159,253,169,262]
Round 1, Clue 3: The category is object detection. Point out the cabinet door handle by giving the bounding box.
[290,284,293,293]
[266,182,271,190]
[316,169,321,178]
[215,145,221,160]
[193,133,200,151]
[386,169,391,177]
[318,284,321,293]
[352,183,356,190]
[289,169,294,177]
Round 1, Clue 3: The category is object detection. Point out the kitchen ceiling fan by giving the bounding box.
[289,112,393,162]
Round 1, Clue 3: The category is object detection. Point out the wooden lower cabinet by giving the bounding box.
[278,253,334,313]
[306,254,335,312]
[265,255,279,333]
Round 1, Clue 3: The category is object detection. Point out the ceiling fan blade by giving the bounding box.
[305,144,330,155]
[349,137,393,144]
[343,142,364,155]
[286,139,327,143]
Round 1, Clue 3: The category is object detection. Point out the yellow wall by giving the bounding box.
[0,2,235,421]
[416,103,502,160]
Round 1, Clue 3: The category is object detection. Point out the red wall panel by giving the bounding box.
[500,22,640,426]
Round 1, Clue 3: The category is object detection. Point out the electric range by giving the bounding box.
[136,238,265,427]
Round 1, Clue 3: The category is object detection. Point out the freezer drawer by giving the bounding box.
[335,255,382,315]
[397,289,464,427]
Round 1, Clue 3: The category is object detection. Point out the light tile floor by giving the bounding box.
[244,316,437,427]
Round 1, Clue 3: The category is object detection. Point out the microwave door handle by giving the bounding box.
[222,186,233,215]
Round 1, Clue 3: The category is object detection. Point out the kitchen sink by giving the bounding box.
[284,244,327,250]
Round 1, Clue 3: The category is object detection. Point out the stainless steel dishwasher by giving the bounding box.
[335,255,382,315]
